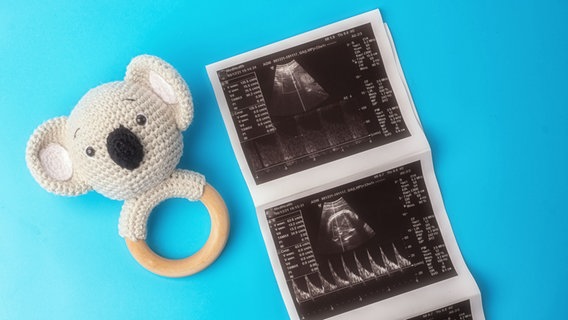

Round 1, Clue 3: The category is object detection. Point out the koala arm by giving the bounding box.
[118,169,206,240]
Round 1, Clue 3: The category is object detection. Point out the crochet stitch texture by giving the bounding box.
[26,55,205,240]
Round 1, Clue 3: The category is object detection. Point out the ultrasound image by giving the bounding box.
[271,60,329,116]
[265,161,456,319]
[217,23,410,184]
[316,197,375,254]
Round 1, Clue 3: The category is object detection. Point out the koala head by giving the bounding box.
[26,55,194,200]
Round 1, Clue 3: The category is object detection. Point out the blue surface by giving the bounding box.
[1,0,567,319]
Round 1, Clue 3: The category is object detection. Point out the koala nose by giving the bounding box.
[106,125,144,170]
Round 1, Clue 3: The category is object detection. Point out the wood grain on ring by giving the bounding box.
[125,184,229,277]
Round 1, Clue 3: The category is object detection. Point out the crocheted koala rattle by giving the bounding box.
[26,55,229,277]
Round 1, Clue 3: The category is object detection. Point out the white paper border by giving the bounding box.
[207,10,428,207]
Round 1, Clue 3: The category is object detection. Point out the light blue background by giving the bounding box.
[1,0,567,319]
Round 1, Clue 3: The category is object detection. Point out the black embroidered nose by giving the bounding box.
[106,125,144,170]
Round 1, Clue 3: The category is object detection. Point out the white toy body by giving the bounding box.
[26,55,204,240]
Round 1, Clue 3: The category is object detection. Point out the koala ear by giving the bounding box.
[125,55,193,131]
[26,117,91,196]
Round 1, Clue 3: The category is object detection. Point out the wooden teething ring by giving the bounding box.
[125,184,229,277]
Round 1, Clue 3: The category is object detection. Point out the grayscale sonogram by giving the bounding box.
[216,23,410,184]
[265,161,456,319]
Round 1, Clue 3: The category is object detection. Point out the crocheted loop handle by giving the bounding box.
[125,184,229,277]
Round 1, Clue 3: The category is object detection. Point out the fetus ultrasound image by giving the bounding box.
[265,161,456,319]
[216,23,410,184]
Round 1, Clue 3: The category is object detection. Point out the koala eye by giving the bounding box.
[136,114,147,126]
[85,146,96,157]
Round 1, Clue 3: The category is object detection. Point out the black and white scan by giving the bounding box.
[216,23,410,184]
[407,300,473,320]
[210,9,485,320]
[265,161,456,319]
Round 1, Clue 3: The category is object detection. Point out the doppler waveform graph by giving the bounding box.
[217,23,410,184]
[266,161,457,319]
[291,243,414,303]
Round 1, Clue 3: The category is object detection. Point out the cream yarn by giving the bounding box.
[120,170,204,240]
[26,55,205,240]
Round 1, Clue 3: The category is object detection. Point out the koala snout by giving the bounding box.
[106,125,144,170]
